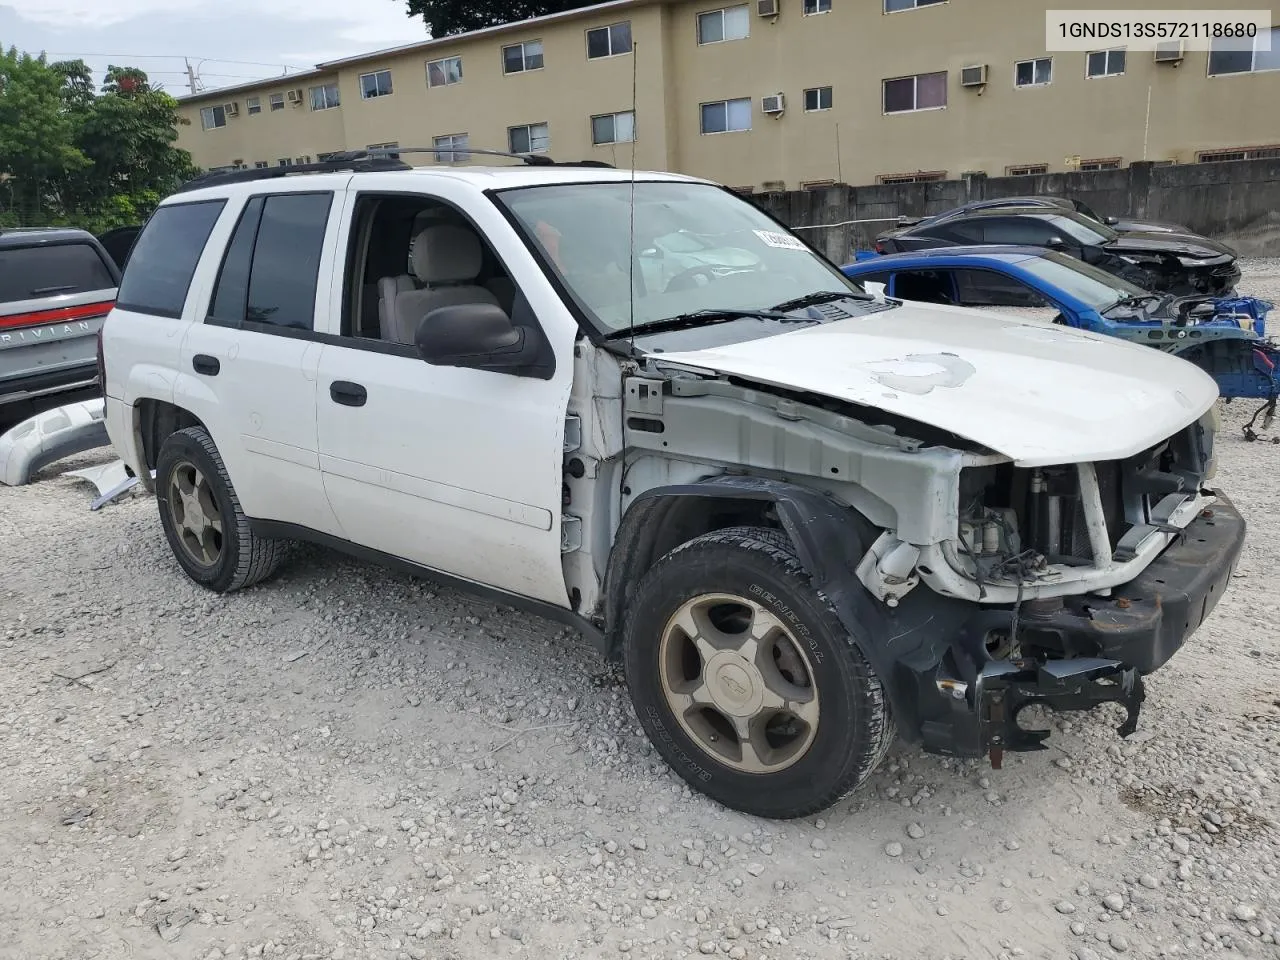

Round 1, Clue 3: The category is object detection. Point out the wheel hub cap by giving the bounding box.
[657,592,820,774]
[707,652,763,717]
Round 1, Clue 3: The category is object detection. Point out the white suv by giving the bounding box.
[99,154,1245,819]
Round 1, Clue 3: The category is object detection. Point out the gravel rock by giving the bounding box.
[884,842,904,858]
[1056,901,1078,915]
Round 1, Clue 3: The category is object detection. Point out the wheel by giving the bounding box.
[623,525,896,819]
[154,426,288,593]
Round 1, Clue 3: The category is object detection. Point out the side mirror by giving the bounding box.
[415,302,537,372]
[1045,236,1067,249]
[640,246,663,259]
[1105,216,1119,226]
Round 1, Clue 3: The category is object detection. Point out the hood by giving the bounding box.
[644,301,1219,467]
[1111,217,1190,234]
[1105,231,1237,260]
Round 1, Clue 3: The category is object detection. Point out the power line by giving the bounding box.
[44,52,298,71]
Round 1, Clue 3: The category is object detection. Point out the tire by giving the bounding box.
[623,525,896,820]
[154,426,288,593]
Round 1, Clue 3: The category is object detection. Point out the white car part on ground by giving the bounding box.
[62,459,141,510]
[0,398,109,486]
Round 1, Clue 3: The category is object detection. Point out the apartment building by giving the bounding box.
[176,0,1280,191]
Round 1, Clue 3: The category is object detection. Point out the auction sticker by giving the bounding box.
[754,230,808,251]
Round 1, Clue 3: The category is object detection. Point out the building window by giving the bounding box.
[277,158,293,167]
[200,105,227,130]
[803,0,831,14]
[1197,144,1280,162]
[1208,27,1280,76]
[503,40,544,74]
[269,93,285,111]
[1007,163,1048,176]
[246,96,262,115]
[1079,157,1122,171]
[803,86,833,111]
[367,141,401,160]
[586,22,632,59]
[877,171,945,184]
[426,56,463,88]
[359,70,393,100]
[509,122,550,154]
[885,0,945,11]
[254,160,269,169]
[1086,48,1126,78]
[883,71,947,113]
[700,97,752,134]
[591,110,636,145]
[433,133,470,163]
[1015,57,1052,87]
[309,83,340,110]
[801,179,836,189]
[697,6,750,44]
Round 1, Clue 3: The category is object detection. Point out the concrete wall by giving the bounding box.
[753,158,1280,263]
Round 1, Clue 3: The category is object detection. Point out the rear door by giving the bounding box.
[103,199,229,409]
[0,240,119,407]
[175,187,346,535]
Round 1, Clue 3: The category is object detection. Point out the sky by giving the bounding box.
[1,0,428,95]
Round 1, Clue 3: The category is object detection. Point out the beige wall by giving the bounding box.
[176,0,1280,188]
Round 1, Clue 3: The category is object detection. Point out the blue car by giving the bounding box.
[841,245,1278,404]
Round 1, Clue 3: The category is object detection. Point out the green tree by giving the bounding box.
[66,66,197,227]
[0,47,88,223]
[404,0,600,35]
[0,50,196,230]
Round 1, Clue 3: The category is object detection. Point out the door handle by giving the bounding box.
[329,380,367,407]
[192,354,220,376]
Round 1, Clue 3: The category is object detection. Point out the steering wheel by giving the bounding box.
[664,266,720,293]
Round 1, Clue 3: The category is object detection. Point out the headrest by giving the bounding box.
[410,224,483,284]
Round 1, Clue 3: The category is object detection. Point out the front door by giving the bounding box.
[313,181,575,606]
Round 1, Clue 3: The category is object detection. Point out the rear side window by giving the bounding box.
[208,197,265,327]
[245,193,333,331]
[0,243,116,303]
[116,200,226,318]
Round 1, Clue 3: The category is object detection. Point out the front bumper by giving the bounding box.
[910,492,1246,760]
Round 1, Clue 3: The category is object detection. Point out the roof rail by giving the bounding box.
[364,146,614,168]
[174,146,615,193]
[174,154,410,193]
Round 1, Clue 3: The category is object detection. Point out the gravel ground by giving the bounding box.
[2,264,1279,960]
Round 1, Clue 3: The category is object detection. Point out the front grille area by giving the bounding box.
[958,418,1212,572]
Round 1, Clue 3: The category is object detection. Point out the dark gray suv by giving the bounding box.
[0,227,120,427]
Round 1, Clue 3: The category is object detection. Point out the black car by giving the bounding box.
[96,225,142,273]
[875,206,1240,297]
[897,195,1190,235]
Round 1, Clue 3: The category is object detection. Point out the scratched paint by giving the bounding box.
[860,353,978,396]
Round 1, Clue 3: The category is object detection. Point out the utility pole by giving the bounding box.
[185,58,204,95]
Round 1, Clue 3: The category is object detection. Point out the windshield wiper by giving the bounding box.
[605,307,805,339]
[769,289,871,312]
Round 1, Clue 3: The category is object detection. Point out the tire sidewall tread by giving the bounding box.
[155,426,286,593]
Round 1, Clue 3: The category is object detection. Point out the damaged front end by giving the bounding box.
[882,414,1246,764]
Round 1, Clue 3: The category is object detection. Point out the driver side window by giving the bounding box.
[342,194,525,347]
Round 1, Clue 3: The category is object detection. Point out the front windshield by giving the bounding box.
[494,180,865,334]
[1022,251,1148,310]
[1048,213,1116,245]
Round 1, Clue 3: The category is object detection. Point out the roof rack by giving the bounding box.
[173,146,614,194]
